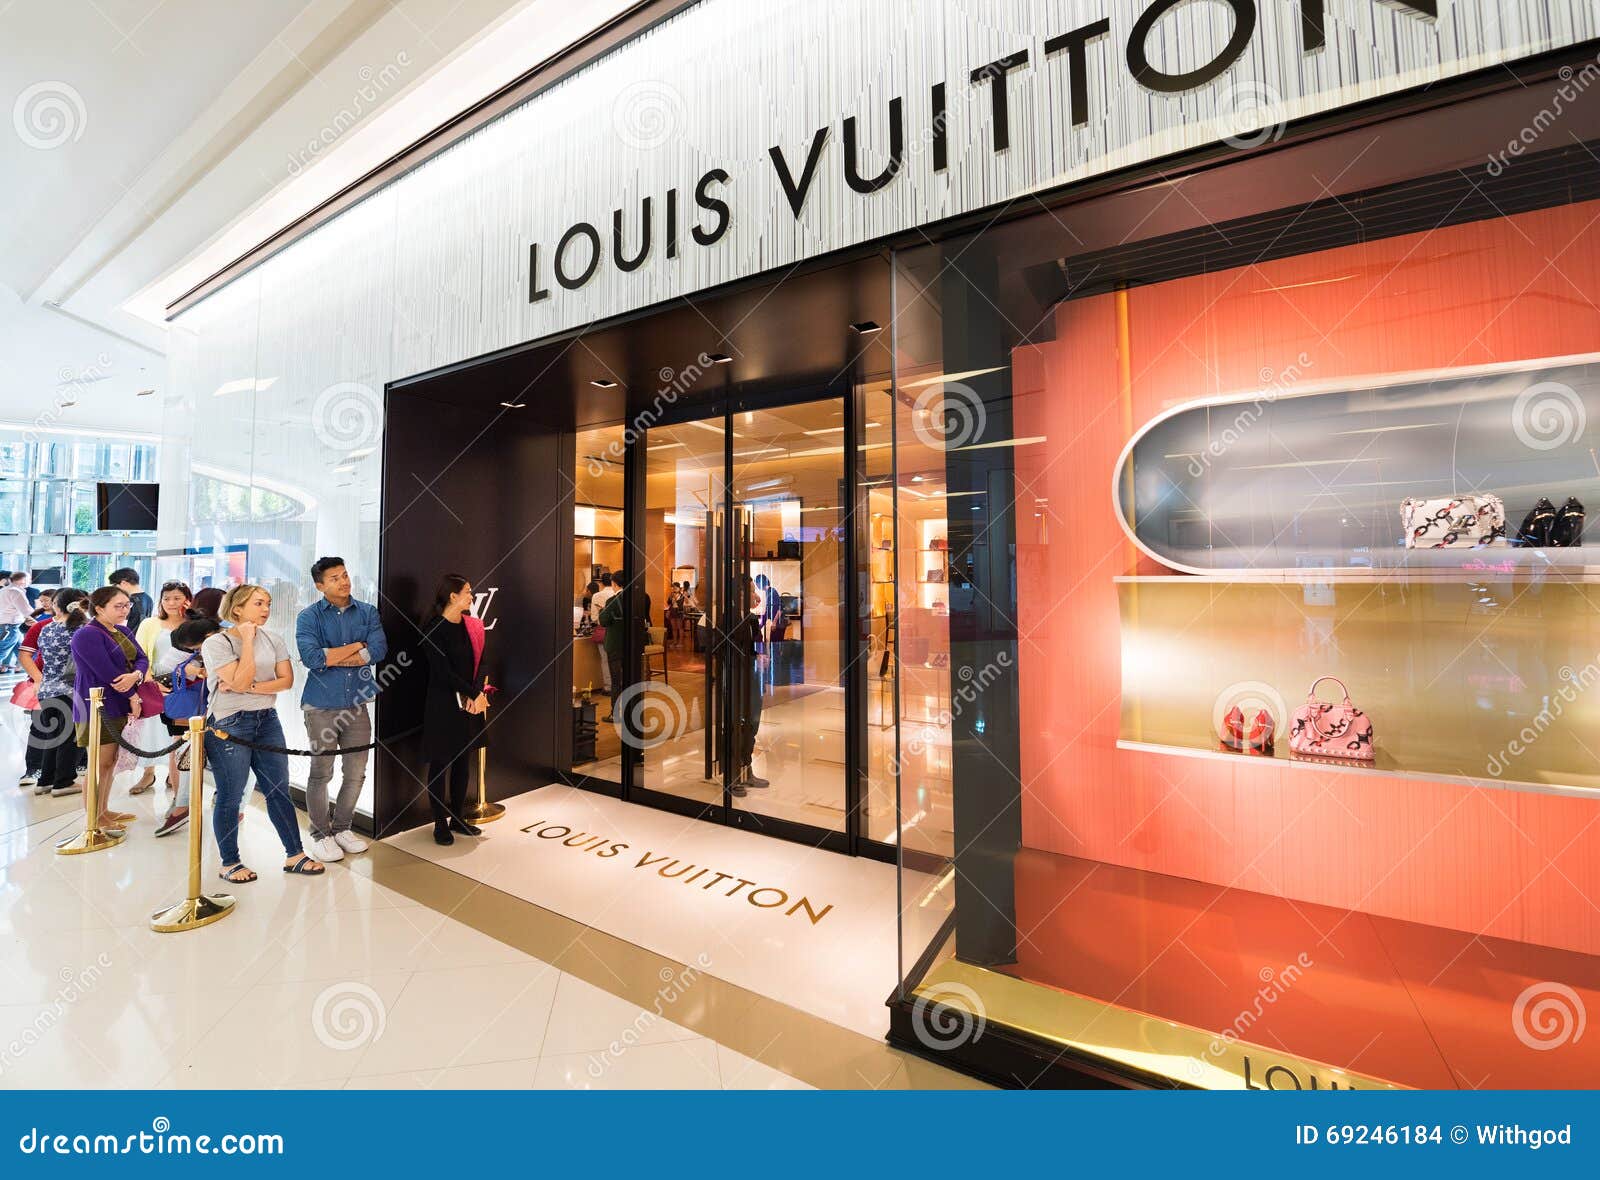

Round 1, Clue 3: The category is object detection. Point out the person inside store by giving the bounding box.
[665,581,684,643]
[14,598,54,788]
[29,587,55,622]
[27,588,88,798]
[109,568,154,631]
[591,571,616,696]
[0,570,31,673]
[419,573,489,846]
[729,573,769,796]
[597,568,650,726]
[295,555,387,864]
[127,580,195,802]
[152,613,222,838]
[202,583,324,881]
[69,586,149,832]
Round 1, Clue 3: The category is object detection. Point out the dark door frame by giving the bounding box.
[607,375,893,860]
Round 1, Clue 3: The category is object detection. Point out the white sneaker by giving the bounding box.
[333,830,368,854]
[312,835,344,862]
[19,772,38,787]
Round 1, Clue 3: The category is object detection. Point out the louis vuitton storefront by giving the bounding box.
[162,0,1600,1089]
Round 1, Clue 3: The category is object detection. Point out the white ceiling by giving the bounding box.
[0,0,637,432]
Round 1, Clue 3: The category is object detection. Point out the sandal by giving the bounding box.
[283,854,325,876]
[129,769,155,795]
[219,863,257,884]
[107,810,136,823]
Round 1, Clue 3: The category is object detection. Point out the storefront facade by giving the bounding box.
[161,0,1600,1088]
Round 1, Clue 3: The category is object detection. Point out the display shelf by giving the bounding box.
[1115,548,1600,584]
[1116,737,1600,800]
[1118,577,1600,799]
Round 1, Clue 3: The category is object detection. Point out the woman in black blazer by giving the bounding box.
[420,574,489,845]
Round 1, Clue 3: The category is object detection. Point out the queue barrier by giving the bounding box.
[51,689,407,934]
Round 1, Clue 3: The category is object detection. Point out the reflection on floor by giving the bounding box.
[1000,848,1600,1089]
[575,677,956,856]
[0,710,979,1091]
[386,784,948,1038]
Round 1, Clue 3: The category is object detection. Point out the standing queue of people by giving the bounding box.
[3,557,498,883]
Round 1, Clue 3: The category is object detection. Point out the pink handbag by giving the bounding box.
[1288,677,1374,761]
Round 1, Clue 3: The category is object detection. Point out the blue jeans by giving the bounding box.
[205,708,304,865]
[0,623,20,669]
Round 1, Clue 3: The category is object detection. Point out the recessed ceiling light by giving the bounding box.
[591,378,618,389]
[500,401,526,409]
[851,321,881,334]
[708,353,732,365]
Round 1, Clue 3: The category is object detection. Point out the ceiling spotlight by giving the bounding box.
[135,388,156,397]
[851,321,882,334]
[590,378,618,389]
[708,353,732,365]
[500,401,526,409]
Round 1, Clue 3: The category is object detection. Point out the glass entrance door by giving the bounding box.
[637,395,850,845]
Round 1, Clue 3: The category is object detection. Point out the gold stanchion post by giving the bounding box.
[151,716,235,932]
[464,695,504,823]
[57,686,125,855]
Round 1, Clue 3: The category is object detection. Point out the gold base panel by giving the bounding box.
[464,800,507,824]
[913,959,1402,1091]
[150,894,237,934]
[55,827,126,856]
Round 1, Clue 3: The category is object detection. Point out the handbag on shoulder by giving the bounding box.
[1401,495,1506,548]
[1288,677,1374,761]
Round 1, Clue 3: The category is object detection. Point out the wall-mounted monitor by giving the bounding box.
[95,482,159,531]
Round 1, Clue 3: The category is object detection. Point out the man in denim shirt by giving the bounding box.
[296,556,387,862]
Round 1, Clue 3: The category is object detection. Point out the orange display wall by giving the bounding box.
[1011,200,1600,957]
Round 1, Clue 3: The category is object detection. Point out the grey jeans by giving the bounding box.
[302,704,372,839]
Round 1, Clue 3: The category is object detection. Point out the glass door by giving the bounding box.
[635,394,851,846]
[727,398,847,833]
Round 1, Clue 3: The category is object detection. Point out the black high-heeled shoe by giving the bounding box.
[433,825,454,846]
[448,817,482,837]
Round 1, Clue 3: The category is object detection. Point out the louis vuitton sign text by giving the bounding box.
[527,0,1438,305]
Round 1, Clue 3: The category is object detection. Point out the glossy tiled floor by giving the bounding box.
[0,709,979,1091]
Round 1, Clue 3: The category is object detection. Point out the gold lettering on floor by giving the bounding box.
[518,820,836,924]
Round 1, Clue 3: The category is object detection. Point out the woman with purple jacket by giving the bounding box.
[70,585,150,830]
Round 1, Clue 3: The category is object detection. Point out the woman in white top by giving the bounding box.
[132,581,193,802]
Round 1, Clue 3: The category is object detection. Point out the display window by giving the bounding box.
[889,136,1600,1088]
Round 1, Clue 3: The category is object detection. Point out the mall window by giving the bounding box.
[891,139,1600,1090]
